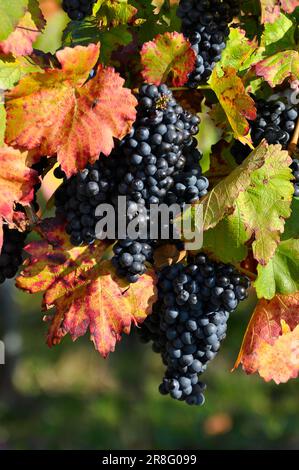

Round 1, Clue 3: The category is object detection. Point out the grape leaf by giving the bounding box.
[254,239,299,299]
[16,218,157,357]
[260,0,299,23]
[0,145,39,249]
[237,144,293,265]
[283,197,299,240]
[140,32,196,86]
[261,12,296,55]
[0,55,42,90]
[154,244,186,269]
[0,1,28,41]
[203,207,249,264]
[202,143,268,231]
[5,43,137,177]
[255,50,299,86]
[94,0,138,26]
[235,292,299,383]
[209,66,256,144]
[0,11,42,57]
[216,28,258,74]
[62,19,132,64]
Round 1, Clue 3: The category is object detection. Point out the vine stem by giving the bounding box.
[24,204,39,228]
[235,265,257,281]
[288,117,299,155]
[170,85,211,91]
[17,26,41,33]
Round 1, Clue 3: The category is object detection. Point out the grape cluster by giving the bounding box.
[177,0,240,87]
[231,94,299,196]
[62,0,96,20]
[112,239,154,283]
[116,84,209,208]
[291,159,299,198]
[111,84,209,281]
[0,226,27,284]
[56,84,209,283]
[138,253,250,405]
[55,157,116,246]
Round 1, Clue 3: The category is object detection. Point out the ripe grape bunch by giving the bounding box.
[232,92,299,197]
[62,0,97,21]
[0,226,27,284]
[56,84,209,282]
[55,158,117,246]
[138,253,250,405]
[177,0,240,87]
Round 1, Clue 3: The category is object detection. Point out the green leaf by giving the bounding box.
[203,207,249,264]
[283,197,299,240]
[202,142,268,231]
[237,144,293,265]
[0,0,28,41]
[255,50,299,87]
[197,103,222,173]
[62,19,132,63]
[0,55,41,90]
[94,0,137,26]
[255,239,299,299]
[261,12,296,55]
[216,28,258,74]
[33,10,68,54]
[140,32,195,86]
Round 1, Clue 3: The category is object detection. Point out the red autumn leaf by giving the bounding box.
[5,43,137,177]
[140,32,196,87]
[255,50,299,87]
[16,218,158,357]
[234,293,299,383]
[260,0,299,23]
[0,7,44,57]
[0,145,39,249]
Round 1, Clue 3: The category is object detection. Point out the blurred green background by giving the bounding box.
[1,283,299,450]
[0,0,299,451]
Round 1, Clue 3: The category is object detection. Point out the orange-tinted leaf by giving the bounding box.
[0,10,42,57]
[17,218,157,357]
[141,32,196,87]
[0,145,39,224]
[154,244,187,269]
[55,261,157,356]
[209,66,256,144]
[234,293,299,383]
[5,44,137,177]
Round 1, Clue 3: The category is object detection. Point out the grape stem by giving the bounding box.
[17,26,41,33]
[170,85,211,91]
[235,265,257,281]
[24,204,39,228]
[288,117,299,154]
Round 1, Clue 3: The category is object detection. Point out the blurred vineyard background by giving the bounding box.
[0,0,299,451]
